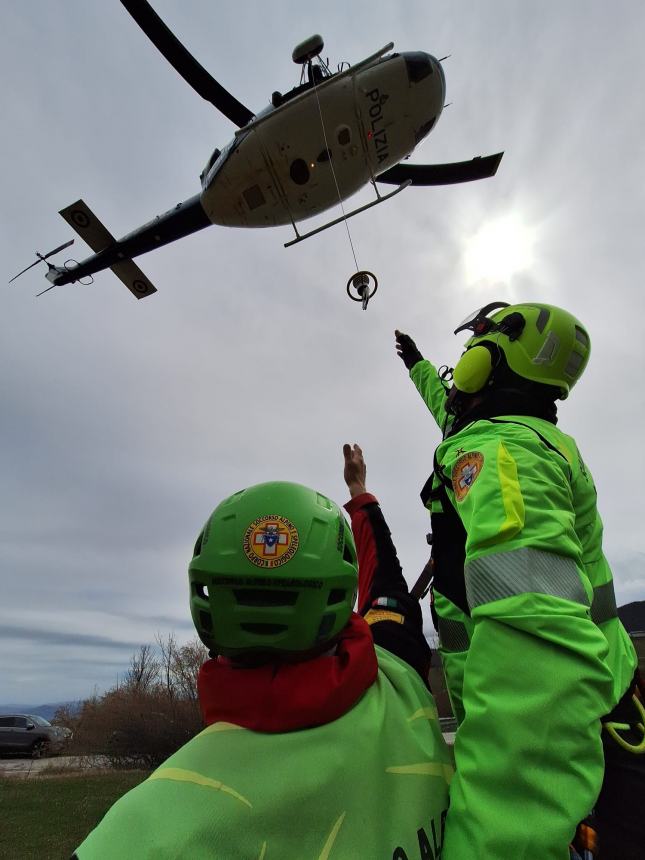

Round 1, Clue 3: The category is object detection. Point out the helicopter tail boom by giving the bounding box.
[55,199,155,298]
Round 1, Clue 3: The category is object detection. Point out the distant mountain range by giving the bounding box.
[0,701,81,720]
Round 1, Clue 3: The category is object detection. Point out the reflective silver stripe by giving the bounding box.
[437,617,470,652]
[591,580,618,624]
[533,331,560,365]
[466,548,588,610]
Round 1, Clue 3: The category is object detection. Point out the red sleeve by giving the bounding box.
[344,493,379,614]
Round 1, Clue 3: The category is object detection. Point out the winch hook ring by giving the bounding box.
[346,271,378,310]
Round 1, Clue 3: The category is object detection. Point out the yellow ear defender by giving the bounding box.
[452,345,493,394]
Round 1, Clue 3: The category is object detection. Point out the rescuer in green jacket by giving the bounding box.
[74,445,452,859]
[395,302,642,860]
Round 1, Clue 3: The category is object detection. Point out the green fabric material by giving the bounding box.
[410,359,449,438]
[410,362,637,859]
[76,647,452,860]
[433,591,473,727]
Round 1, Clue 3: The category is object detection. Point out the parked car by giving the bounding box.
[0,714,70,758]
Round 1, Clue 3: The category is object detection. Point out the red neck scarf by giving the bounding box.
[198,613,378,733]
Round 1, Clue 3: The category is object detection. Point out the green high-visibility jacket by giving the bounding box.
[410,358,637,860]
[75,647,452,860]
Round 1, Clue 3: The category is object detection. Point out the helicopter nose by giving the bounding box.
[433,55,446,100]
[403,52,446,144]
[402,51,446,106]
[403,52,435,84]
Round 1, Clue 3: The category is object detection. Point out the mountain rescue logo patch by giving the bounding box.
[452,452,484,502]
[243,516,299,569]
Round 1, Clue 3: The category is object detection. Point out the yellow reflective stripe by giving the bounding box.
[257,842,267,860]
[318,812,346,860]
[364,609,405,625]
[386,762,454,783]
[496,440,525,541]
[148,767,252,808]
[200,722,245,736]
[407,707,438,723]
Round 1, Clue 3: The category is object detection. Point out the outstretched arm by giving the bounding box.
[342,443,431,683]
[395,330,450,431]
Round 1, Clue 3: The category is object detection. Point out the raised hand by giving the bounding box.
[342,443,367,499]
[395,329,424,370]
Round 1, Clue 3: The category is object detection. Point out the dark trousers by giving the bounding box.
[594,726,645,859]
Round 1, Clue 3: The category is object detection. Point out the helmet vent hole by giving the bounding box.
[316,614,336,641]
[535,308,550,333]
[564,350,584,378]
[193,533,204,556]
[574,326,589,347]
[199,611,213,632]
[327,588,346,605]
[241,623,287,635]
[342,544,353,564]
[233,589,298,607]
[194,582,209,600]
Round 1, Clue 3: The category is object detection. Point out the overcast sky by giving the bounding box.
[2,0,644,705]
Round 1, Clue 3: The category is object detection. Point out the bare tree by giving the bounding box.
[124,644,160,693]
[171,639,209,704]
[156,632,178,700]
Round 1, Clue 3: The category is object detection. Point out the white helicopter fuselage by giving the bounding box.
[200,50,445,228]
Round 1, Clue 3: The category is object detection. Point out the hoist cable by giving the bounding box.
[311,71,360,273]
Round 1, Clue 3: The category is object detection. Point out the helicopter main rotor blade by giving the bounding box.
[375,153,503,186]
[120,0,254,128]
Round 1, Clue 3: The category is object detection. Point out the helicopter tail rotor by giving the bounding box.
[8,239,74,284]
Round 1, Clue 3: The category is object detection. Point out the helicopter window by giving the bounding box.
[242,185,266,211]
[200,147,221,182]
[337,126,351,146]
[289,159,310,185]
[404,52,433,84]
[317,148,332,163]
[414,117,436,144]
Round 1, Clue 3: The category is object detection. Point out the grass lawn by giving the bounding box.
[0,770,148,860]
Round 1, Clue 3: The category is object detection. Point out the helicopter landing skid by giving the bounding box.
[347,271,378,310]
[283,180,411,248]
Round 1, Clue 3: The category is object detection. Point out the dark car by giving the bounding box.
[0,714,70,758]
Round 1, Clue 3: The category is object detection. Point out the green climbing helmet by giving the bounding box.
[189,481,358,658]
[452,301,591,399]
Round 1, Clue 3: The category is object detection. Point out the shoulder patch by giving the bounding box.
[364,609,405,626]
[451,452,484,502]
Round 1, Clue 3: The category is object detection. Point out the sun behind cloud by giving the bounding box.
[463,214,536,286]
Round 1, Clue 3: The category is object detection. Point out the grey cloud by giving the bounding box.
[0,624,141,652]
[2,0,644,703]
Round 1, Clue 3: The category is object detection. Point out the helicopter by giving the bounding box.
[11,0,503,301]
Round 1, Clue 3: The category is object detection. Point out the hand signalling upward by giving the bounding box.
[394,329,424,370]
[342,443,367,498]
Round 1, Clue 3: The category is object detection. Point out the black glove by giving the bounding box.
[395,330,424,371]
